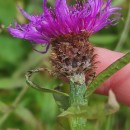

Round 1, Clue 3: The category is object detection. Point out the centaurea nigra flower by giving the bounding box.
[9,0,121,81]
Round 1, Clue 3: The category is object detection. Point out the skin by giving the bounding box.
[94,47,130,107]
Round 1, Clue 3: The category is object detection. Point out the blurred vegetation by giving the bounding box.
[0,0,130,130]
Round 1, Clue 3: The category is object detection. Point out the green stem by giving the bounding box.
[115,1,130,51]
[69,74,87,130]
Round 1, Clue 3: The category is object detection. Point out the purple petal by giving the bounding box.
[8,27,24,38]
[17,5,34,21]
[8,0,121,54]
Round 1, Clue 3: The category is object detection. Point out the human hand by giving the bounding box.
[95,47,130,107]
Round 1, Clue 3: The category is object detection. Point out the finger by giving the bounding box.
[94,47,130,106]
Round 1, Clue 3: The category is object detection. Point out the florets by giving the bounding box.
[9,0,121,53]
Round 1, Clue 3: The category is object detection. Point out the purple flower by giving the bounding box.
[8,0,121,53]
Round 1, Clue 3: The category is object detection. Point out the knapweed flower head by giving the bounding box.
[9,0,120,51]
[9,0,121,80]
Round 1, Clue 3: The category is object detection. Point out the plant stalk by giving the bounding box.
[69,74,87,130]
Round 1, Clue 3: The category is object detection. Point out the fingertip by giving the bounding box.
[94,47,130,106]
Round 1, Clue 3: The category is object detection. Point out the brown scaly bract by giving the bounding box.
[51,32,97,83]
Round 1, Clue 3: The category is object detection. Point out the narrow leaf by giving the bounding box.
[86,52,130,97]
[53,93,70,111]
[25,70,69,97]
[14,106,39,128]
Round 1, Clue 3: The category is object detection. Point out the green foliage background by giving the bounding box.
[0,0,130,130]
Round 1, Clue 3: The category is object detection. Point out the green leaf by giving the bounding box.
[14,105,39,128]
[0,0,16,25]
[90,35,117,45]
[0,78,25,89]
[57,76,120,127]
[86,52,130,97]
[26,78,69,97]
[0,35,28,69]
[25,69,69,97]
[57,115,71,130]
[58,98,119,120]
[53,93,70,111]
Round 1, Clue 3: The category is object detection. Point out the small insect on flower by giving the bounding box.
[9,0,121,81]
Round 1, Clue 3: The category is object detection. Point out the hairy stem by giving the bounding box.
[69,74,87,130]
